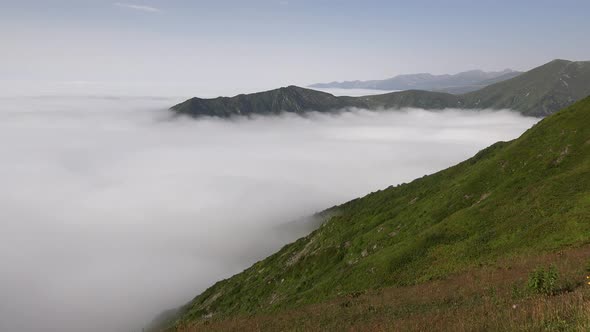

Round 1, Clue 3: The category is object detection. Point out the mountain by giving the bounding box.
[171,60,590,118]
[170,86,364,117]
[309,69,522,93]
[462,59,590,116]
[433,70,525,94]
[153,96,590,331]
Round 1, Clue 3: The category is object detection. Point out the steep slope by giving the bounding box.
[170,86,365,117]
[463,59,590,116]
[158,96,590,329]
[433,70,524,94]
[171,60,590,118]
[309,69,521,92]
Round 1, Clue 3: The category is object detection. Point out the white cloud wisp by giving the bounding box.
[114,2,161,13]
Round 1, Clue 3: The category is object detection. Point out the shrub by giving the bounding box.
[527,265,559,295]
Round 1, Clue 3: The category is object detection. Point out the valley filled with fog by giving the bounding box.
[0,94,538,332]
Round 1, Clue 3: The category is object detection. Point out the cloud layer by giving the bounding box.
[114,2,161,13]
[0,96,538,331]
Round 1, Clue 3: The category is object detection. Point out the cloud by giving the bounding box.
[114,2,161,12]
[311,87,400,97]
[0,95,538,332]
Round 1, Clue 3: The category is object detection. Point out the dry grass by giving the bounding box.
[174,245,590,331]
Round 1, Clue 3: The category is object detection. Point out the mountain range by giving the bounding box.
[309,69,522,94]
[153,73,590,330]
[171,59,590,118]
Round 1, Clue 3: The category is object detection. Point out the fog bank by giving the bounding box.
[0,96,538,332]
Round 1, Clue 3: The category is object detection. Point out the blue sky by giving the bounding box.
[1,0,589,93]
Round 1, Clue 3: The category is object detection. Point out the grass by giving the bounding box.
[151,96,590,331]
[177,245,590,331]
[463,59,590,116]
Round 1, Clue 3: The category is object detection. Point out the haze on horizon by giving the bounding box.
[2,0,590,95]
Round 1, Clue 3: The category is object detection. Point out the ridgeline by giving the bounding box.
[309,69,521,94]
[171,59,590,118]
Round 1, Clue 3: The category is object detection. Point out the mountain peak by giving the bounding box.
[171,85,358,117]
[549,58,572,64]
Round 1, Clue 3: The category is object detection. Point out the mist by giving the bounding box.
[0,95,538,332]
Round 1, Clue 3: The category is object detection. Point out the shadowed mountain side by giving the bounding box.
[462,59,590,116]
[171,86,365,117]
[432,71,525,94]
[363,90,462,109]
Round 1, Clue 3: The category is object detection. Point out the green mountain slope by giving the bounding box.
[432,70,524,94]
[463,59,590,116]
[158,96,590,329]
[171,60,590,118]
[364,89,462,109]
[171,86,364,117]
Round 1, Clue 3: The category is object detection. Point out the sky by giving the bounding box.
[1,0,590,95]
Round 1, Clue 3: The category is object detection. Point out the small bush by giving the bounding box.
[527,265,559,295]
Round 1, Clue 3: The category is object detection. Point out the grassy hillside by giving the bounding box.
[433,70,523,94]
[363,89,462,109]
[171,60,590,118]
[155,96,590,330]
[171,86,364,117]
[175,246,590,331]
[463,59,590,116]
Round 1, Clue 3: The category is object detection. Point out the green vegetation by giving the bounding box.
[171,86,363,117]
[527,265,559,295]
[463,59,590,116]
[167,248,590,331]
[154,95,590,330]
[171,59,590,118]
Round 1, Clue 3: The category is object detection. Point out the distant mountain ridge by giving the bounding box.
[309,69,522,94]
[171,86,364,118]
[171,59,590,118]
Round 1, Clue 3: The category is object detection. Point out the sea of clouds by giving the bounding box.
[0,94,538,332]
